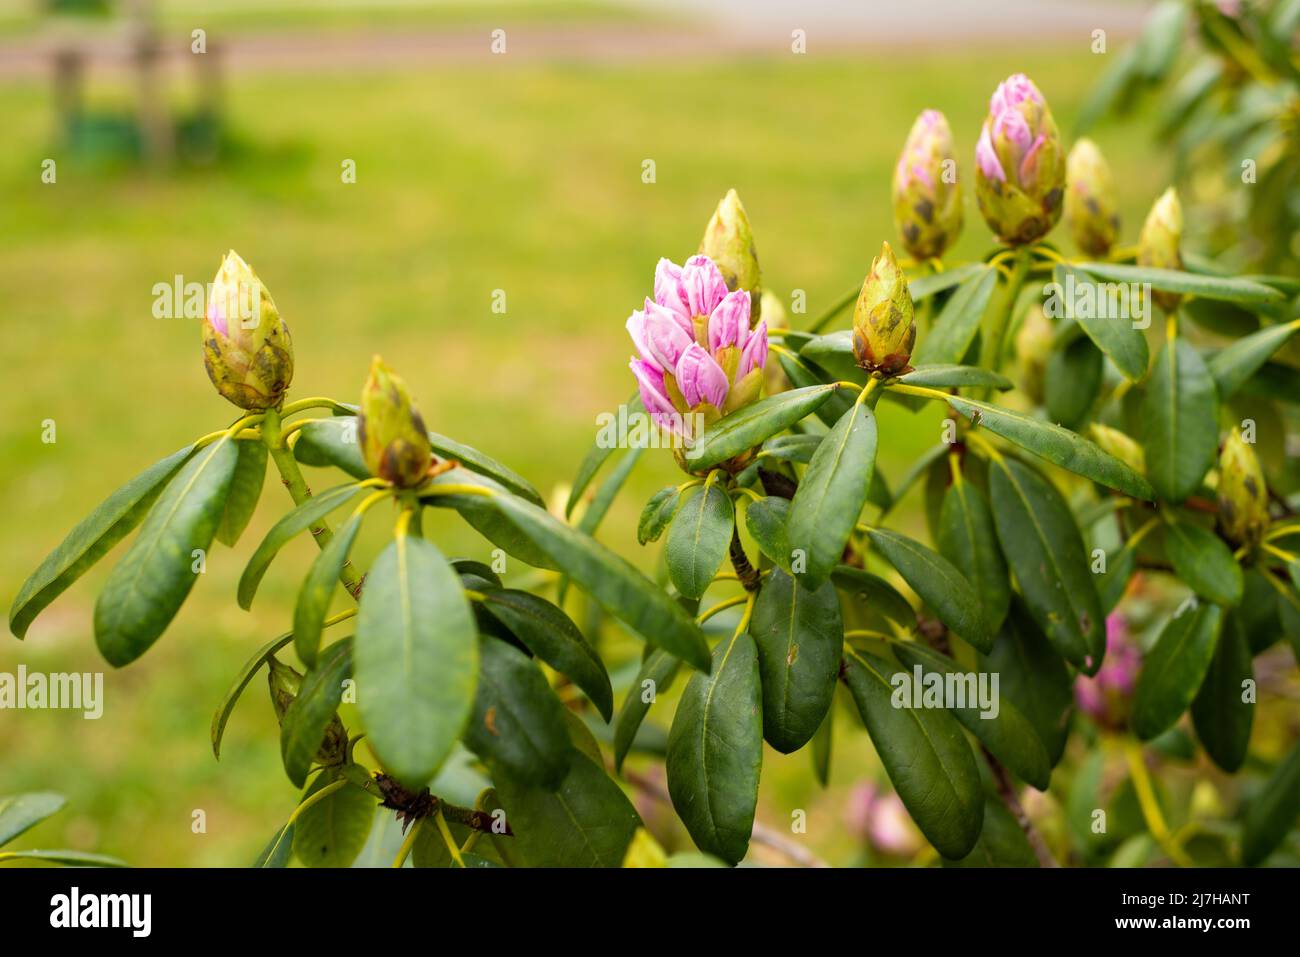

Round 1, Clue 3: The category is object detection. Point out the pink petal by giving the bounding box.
[629,358,676,417]
[643,298,694,370]
[738,320,768,379]
[625,309,660,370]
[675,343,729,408]
[994,110,1032,156]
[653,257,692,331]
[1017,133,1046,190]
[681,254,727,318]
[976,124,1005,182]
[708,289,751,351]
[207,297,228,338]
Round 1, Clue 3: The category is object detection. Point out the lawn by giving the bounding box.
[0,36,1175,865]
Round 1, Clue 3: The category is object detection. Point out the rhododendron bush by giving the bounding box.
[8,64,1300,871]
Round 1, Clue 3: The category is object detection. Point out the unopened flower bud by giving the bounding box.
[266,656,349,767]
[1138,187,1183,311]
[201,250,294,410]
[1217,428,1269,547]
[359,356,432,488]
[851,242,915,377]
[1075,613,1140,731]
[893,110,963,260]
[1065,138,1119,258]
[1089,423,1145,475]
[1014,305,1053,405]
[700,189,762,319]
[974,74,1066,245]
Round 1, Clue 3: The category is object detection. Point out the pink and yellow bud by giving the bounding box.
[1217,428,1269,547]
[700,189,762,318]
[200,250,294,410]
[359,356,433,488]
[1065,138,1119,258]
[892,109,963,261]
[1138,187,1184,312]
[974,74,1066,245]
[851,242,916,377]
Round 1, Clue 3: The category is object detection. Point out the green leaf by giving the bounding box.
[810,702,834,787]
[0,792,66,847]
[292,418,369,480]
[776,351,855,427]
[479,589,613,722]
[842,648,983,859]
[0,849,127,867]
[799,331,865,386]
[865,528,993,653]
[1099,537,1140,614]
[891,641,1051,790]
[832,566,916,631]
[745,495,793,574]
[216,439,267,547]
[898,364,1012,391]
[1075,262,1285,304]
[212,630,295,759]
[911,266,998,368]
[613,648,681,772]
[944,395,1153,499]
[751,569,842,753]
[761,433,822,464]
[1135,0,1187,79]
[1164,519,1243,606]
[937,478,1010,633]
[683,385,836,470]
[1052,265,1150,380]
[1142,339,1220,503]
[94,439,240,667]
[1044,335,1103,430]
[428,469,558,571]
[566,391,639,517]
[482,489,711,671]
[908,262,990,301]
[355,534,478,787]
[1191,611,1254,774]
[943,799,1039,867]
[10,444,196,641]
[1241,742,1300,866]
[989,457,1105,673]
[1132,600,1223,741]
[293,512,364,667]
[463,636,571,789]
[254,821,295,867]
[281,639,352,788]
[1208,319,1300,399]
[979,599,1074,766]
[495,748,642,867]
[665,481,735,600]
[637,485,682,545]
[292,776,374,868]
[787,401,878,590]
[666,630,763,865]
[426,431,544,507]
[238,481,363,610]
[1074,42,1138,134]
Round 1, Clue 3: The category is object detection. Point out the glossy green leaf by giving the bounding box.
[94,439,239,667]
[937,478,1010,633]
[1044,335,1103,430]
[683,385,836,470]
[989,457,1105,673]
[892,641,1051,790]
[898,364,1012,391]
[212,630,295,759]
[292,776,374,868]
[776,351,854,427]
[281,639,352,788]
[944,394,1153,499]
[216,439,267,547]
[842,648,983,859]
[865,528,992,653]
[0,849,126,867]
[637,485,682,545]
[463,637,571,789]
[494,748,642,867]
[426,431,544,507]
[479,588,613,722]
[1051,265,1150,381]
[908,262,990,301]
[1132,600,1223,741]
[1241,742,1300,866]
[787,401,878,590]
[666,631,763,865]
[799,331,865,386]
[479,489,711,671]
[761,432,822,464]
[9,444,195,640]
[1142,338,1220,503]
[944,799,1038,867]
[1076,262,1285,303]
[426,469,557,571]
[811,701,834,787]
[911,266,998,367]
[292,418,369,479]
[613,648,680,772]
[237,481,363,610]
[355,534,478,788]
[293,512,364,667]
[255,821,295,868]
[665,481,735,600]
[0,792,66,847]
[751,569,842,753]
[1191,611,1254,774]
[1099,536,1140,614]
[832,565,916,631]
[979,599,1074,766]
[1164,519,1243,606]
[1208,318,1300,399]
[744,495,793,574]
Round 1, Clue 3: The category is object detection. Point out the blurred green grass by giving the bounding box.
[0,36,1177,866]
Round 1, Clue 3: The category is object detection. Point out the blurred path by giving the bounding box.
[0,1,1147,79]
